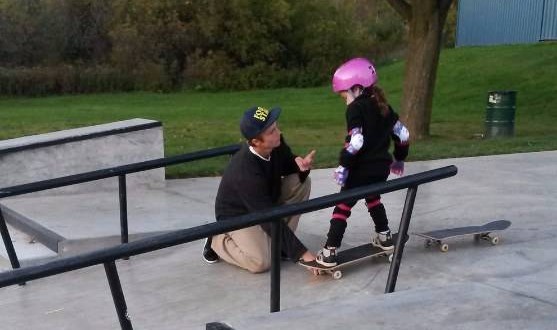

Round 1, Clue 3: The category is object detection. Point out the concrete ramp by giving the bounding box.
[222,281,557,329]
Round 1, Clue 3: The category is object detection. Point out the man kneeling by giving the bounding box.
[204,105,315,273]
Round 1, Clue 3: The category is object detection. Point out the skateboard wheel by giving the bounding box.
[332,270,343,280]
[490,236,500,245]
[424,239,433,247]
[440,244,449,252]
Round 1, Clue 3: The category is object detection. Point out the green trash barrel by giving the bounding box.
[485,90,516,138]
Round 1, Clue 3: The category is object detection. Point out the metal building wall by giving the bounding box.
[456,0,553,46]
[541,0,557,40]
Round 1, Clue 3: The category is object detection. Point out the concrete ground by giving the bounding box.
[0,151,556,329]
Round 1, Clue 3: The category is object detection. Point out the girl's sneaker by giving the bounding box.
[316,246,337,267]
[372,230,394,251]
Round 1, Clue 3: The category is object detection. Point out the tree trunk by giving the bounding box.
[386,0,453,140]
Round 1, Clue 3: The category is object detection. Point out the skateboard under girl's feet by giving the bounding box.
[413,220,511,252]
[298,233,408,280]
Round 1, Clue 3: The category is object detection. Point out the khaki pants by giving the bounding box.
[212,174,311,273]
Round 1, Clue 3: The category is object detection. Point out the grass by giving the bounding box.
[1,43,556,178]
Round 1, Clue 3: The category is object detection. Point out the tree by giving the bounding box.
[0,0,55,66]
[110,0,203,90]
[386,0,454,140]
[61,0,113,63]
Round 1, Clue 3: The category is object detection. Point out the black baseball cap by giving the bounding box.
[240,106,281,139]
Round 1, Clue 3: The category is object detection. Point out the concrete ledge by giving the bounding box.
[0,223,57,270]
[58,231,170,257]
[0,204,64,252]
[0,119,161,155]
[0,118,165,195]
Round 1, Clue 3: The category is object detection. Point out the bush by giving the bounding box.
[0,0,421,95]
[0,65,167,96]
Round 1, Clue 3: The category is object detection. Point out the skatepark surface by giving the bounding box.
[1,151,556,329]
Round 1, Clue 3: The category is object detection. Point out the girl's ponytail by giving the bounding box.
[369,85,390,117]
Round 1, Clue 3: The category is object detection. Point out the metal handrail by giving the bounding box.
[0,165,456,284]
[0,165,457,329]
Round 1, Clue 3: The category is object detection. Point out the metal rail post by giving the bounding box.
[270,220,281,312]
[385,186,418,293]
[0,208,24,285]
[118,175,129,245]
[104,261,133,330]
[118,175,129,261]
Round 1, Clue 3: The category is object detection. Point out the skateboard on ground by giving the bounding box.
[413,220,511,252]
[298,233,408,280]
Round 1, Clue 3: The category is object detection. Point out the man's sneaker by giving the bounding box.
[202,237,219,264]
[372,230,394,251]
[316,246,337,267]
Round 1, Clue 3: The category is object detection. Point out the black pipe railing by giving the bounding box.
[386,186,418,293]
[0,144,241,199]
[0,144,241,270]
[0,209,20,273]
[118,175,129,245]
[270,221,282,312]
[104,261,133,329]
[0,165,457,329]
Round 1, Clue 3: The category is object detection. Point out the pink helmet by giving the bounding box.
[332,58,377,93]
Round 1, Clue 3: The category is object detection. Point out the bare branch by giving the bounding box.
[385,0,412,21]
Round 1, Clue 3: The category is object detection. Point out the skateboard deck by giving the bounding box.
[298,233,408,279]
[413,220,511,252]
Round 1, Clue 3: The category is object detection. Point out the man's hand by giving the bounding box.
[295,150,316,172]
[390,161,404,176]
[334,165,349,186]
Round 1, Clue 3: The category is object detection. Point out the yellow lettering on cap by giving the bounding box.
[253,107,269,121]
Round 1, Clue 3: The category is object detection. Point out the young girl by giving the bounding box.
[316,57,410,267]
